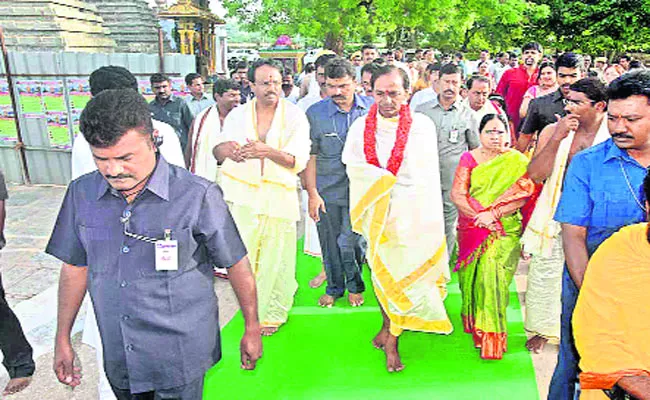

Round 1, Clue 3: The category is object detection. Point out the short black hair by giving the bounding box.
[455,52,464,60]
[370,65,409,91]
[235,61,248,71]
[479,113,509,135]
[315,53,336,69]
[89,66,138,96]
[508,52,517,59]
[556,52,584,72]
[213,79,241,96]
[185,73,202,86]
[426,63,442,74]
[522,42,543,53]
[439,63,463,77]
[304,62,315,74]
[360,62,382,77]
[150,73,170,86]
[467,75,491,90]
[619,54,632,62]
[607,69,650,102]
[537,61,555,79]
[361,44,377,53]
[247,58,284,83]
[324,57,355,80]
[80,89,153,148]
[629,60,645,70]
[569,78,608,104]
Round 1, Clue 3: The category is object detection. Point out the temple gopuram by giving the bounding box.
[157,0,227,76]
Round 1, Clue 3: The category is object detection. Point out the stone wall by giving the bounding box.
[0,0,116,52]
[84,0,169,54]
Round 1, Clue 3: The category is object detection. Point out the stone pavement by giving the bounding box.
[0,184,558,399]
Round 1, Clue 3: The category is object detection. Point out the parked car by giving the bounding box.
[303,48,323,65]
[227,48,260,63]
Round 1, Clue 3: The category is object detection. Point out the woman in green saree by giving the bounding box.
[450,113,536,360]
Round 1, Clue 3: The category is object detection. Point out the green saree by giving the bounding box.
[454,150,534,360]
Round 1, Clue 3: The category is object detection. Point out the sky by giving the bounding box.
[147,0,227,18]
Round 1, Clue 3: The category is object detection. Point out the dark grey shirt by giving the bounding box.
[307,94,373,205]
[45,156,247,393]
[520,89,566,135]
[415,96,480,192]
[0,170,7,250]
[149,96,194,152]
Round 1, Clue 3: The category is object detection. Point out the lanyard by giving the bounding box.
[619,159,647,212]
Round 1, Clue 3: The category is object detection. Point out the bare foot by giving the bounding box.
[384,335,404,373]
[3,377,32,396]
[309,270,327,288]
[372,326,389,350]
[348,293,364,307]
[526,335,548,353]
[261,326,278,336]
[318,294,336,307]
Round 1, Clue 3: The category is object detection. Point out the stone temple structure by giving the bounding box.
[0,0,116,52]
[0,0,164,53]
[85,0,165,53]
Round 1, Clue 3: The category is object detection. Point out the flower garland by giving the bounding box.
[363,103,412,176]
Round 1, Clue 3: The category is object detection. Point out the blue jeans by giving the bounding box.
[548,266,580,400]
[316,203,365,297]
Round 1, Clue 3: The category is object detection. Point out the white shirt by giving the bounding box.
[281,86,300,104]
[409,87,436,110]
[297,93,324,113]
[462,97,499,123]
[71,119,186,180]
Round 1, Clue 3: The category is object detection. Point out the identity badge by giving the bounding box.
[155,232,178,271]
[449,129,459,143]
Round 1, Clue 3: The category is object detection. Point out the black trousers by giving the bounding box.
[0,272,35,379]
[110,376,204,400]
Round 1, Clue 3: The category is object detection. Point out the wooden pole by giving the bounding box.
[0,27,30,184]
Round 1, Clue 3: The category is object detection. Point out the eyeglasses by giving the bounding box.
[254,80,282,88]
[563,98,596,106]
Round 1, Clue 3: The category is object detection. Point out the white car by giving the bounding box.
[228,49,260,62]
[303,48,323,65]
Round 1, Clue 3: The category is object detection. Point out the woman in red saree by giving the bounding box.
[450,113,536,360]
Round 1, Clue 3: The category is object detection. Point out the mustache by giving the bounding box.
[611,133,634,139]
[106,174,134,180]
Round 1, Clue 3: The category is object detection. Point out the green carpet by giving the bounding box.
[204,241,539,400]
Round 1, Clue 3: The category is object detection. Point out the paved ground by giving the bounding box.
[0,184,558,399]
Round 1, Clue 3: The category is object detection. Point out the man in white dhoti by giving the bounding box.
[215,59,311,336]
[185,79,241,181]
[342,65,452,372]
[522,78,609,353]
[185,78,241,279]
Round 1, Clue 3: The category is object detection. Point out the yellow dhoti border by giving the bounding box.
[348,165,453,337]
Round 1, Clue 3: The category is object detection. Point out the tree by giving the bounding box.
[222,0,549,54]
[529,0,650,55]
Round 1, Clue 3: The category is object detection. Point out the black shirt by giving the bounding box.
[520,89,566,135]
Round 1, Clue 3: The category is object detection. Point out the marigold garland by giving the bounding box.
[363,103,412,176]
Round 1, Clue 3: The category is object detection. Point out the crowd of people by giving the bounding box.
[0,41,648,400]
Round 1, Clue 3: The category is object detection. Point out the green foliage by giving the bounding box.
[529,0,650,55]
[222,0,647,56]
